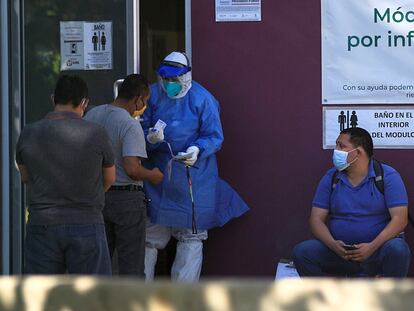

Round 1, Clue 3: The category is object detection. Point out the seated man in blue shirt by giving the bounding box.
[293,127,411,277]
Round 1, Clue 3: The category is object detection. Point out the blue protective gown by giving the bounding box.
[141,81,249,230]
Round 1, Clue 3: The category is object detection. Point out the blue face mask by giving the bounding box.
[332,148,358,171]
[163,81,182,98]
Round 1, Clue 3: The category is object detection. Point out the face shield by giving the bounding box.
[156,52,193,99]
[158,71,192,99]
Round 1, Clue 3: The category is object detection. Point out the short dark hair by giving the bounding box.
[341,127,373,157]
[53,74,88,107]
[117,74,149,100]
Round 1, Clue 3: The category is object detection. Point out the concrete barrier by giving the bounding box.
[0,277,414,311]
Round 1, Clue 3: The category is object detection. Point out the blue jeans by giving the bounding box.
[25,224,111,275]
[292,238,411,277]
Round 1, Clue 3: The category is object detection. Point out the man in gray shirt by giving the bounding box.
[16,74,115,275]
[85,74,163,276]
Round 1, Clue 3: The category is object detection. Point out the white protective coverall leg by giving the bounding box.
[144,220,208,282]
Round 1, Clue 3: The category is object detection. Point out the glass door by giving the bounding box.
[24,0,187,121]
[137,0,187,277]
[24,0,131,123]
[139,0,186,83]
[15,0,188,274]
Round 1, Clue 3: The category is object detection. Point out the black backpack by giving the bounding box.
[331,158,414,227]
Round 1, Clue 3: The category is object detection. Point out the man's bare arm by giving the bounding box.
[310,207,348,258]
[102,165,116,192]
[122,156,163,185]
[17,164,30,184]
[348,206,408,262]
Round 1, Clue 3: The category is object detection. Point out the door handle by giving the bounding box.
[113,79,124,99]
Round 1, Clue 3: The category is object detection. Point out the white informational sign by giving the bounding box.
[83,22,112,70]
[323,107,414,149]
[275,261,300,280]
[60,21,112,71]
[60,22,84,70]
[215,0,261,22]
[322,0,414,104]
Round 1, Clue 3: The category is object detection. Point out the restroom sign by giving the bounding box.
[83,22,112,70]
[60,21,112,70]
[323,107,414,149]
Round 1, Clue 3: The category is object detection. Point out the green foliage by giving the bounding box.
[24,0,125,123]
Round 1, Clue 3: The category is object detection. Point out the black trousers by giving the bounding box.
[104,189,147,276]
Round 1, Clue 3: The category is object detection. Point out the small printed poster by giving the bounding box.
[215,0,261,22]
[60,21,112,71]
[60,21,84,70]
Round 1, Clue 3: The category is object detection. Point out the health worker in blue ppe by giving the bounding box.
[141,51,249,282]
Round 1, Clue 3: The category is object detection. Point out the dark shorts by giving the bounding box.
[25,223,111,275]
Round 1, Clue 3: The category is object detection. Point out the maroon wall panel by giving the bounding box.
[192,0,414,277]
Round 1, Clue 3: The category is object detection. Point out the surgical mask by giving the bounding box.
[132,104,146,118]
[158,72,192,99]
[332,148,358,171]
[163,81,182,98]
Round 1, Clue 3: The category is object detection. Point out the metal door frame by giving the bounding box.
[1,0,192,275]
[0,0,10,275]
[126,0,192,74]
[1,0,24,275]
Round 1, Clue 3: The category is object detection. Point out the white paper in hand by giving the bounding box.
[154,119,167,131]
[173,152,193,161]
